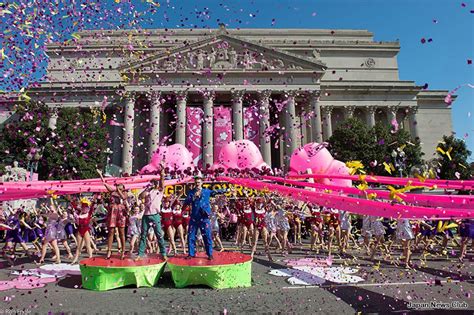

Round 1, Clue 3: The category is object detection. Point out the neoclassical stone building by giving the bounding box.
[0,26,453,174]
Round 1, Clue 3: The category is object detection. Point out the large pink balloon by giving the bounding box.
[289,142,334,175]
[324,160,352,187]
[214,140,269,171]
[149,144,194,172]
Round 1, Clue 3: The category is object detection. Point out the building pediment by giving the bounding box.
[118,34,326,74]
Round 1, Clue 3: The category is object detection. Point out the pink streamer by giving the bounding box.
[262,176,474,210]
[288,173,474,190]
[219,177,473,219]
[0,177,191,202]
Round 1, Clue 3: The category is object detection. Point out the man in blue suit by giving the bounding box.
[184,176,229,260]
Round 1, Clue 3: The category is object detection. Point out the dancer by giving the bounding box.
[265,201,282,252]
[369,216,388,260]
[97,169,129,259]
[55,209,74,260]
[172,199,187,255]
[128,203,143,255]
[210,204,225,252]
[309,205,323,253]
[396,218,414,268]
[274,200,291,255]
[161,196,177,255]
[70,196,98,264]
[323,207,342,257]
[459,219,474,262]
[183,175,230,260]
[239,196,254,252]
[135,163,168,260]
[36,200,61,264]
[340,210,352,254]
[251,197,272,260]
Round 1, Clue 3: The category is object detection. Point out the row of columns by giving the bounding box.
[46,91,419,175]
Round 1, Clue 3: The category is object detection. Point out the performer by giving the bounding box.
[251,197,272,260]
[172,199,187,255]
[183,175,230,260]
[97,169,129,260]
[135,163,168,260]
[70,196,97,264]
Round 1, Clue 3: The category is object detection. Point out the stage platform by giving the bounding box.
[167,252,252,289]
[79,254,166,291]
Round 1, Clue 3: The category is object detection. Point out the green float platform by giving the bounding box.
[79,254,166,291]
[167,252,252,289]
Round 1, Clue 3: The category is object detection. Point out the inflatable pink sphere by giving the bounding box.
[214,140,269,171]
[289,142,334,175]
[324,160,352,187]
[149,144,194,172]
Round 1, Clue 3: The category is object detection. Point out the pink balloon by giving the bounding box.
[139,164,157,174]
[325,160,352,187]
[289,142,335,175]
[214,140,269,171]
[149,144,195,172]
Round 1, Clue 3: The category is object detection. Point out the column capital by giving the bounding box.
[125,91,139,100]
[176,90,188,101]
[201,89,215,101]
[148,91,162,105]
[231,89,244,102]
[308,90,321,99]
[344,105,356,115]
[387,105,399,112]
[367,105,378,114]
[49,107,59,117]
[257,90,272,101]
[321,106,333,115]
[284,90,299,98]
[408,106,419,114]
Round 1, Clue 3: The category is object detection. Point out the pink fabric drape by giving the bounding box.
[262,175,474,210]
[0,177,191,202]
[213,106,232,160]
[288,173,474,190]
[186,107,204,168]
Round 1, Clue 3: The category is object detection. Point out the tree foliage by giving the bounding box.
[436,135,472,180]
[0,102,108,180]
[328,118,424,176]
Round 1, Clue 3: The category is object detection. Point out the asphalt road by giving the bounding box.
[0,242,473,314]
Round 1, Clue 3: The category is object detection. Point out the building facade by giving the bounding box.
[0,27,453,174]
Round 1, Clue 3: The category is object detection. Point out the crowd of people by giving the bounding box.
[1,171,473,268]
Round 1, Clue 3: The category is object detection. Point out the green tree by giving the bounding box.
[0,102,50,174]
[328,117,377,170]
[0,102,108,180]
[328,118,424,176]
[372,122,424,176]
[436,135,472,180]
[40,108,109,180]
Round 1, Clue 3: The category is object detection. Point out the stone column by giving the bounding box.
[148,91,161,160]
[366,106,377,128]
[322,106,333,140]
[231,90,244,141]
[408,106,419,140]
[309,91,323,143]
[175,91,187,146]
[112,106,124,166]
[122,93,136,175]
[343,106,355,120]
[257,90,272,165]
[202,91,215,169]
[387,106,397,123]
[48,108,58,130]
[284,90,298,157]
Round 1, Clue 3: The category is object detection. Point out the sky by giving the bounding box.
[1,0,473,160]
